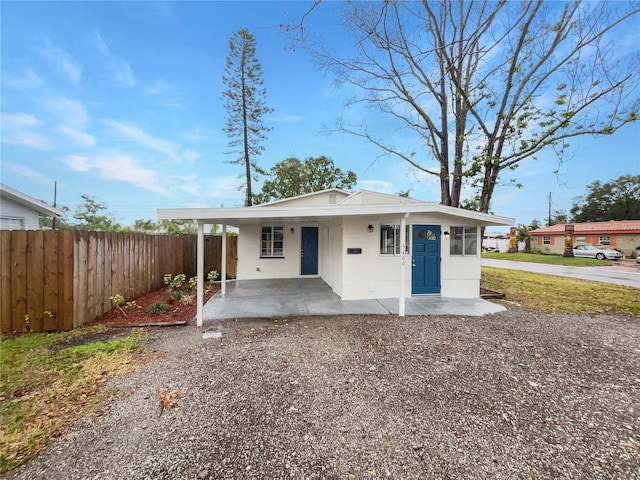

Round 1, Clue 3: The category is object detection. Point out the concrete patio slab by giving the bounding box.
[202,278,505,323]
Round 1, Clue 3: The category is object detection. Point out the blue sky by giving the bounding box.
[1,1,639,230]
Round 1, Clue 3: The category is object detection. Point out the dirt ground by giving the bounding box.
[90,284,219,326]
[7,306,639,480]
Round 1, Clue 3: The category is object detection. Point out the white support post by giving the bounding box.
[221,224,227,297]
[196,221,204,327]
[399,213,409,317]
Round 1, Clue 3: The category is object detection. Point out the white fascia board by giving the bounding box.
[158,203,514,227]
[0,183,64,217]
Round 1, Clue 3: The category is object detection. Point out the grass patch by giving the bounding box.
[482,251,618,266]
[0,326,147,473]
[481,266,640,315]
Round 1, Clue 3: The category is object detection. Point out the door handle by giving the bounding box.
[301,249,304,257]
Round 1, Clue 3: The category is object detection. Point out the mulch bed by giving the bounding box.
[90,285,220,327]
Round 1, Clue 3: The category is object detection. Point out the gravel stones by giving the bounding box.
[7,308,640,479]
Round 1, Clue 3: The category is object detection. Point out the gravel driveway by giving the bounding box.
[7,308,640,479]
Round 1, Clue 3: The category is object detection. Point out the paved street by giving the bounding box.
[482,258,640,288]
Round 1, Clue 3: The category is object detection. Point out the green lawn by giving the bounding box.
[481,251,619,266]
[0,327,147,473]
[481,266,640,315]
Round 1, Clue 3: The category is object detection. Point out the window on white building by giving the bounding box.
[380,224,409,255]
[261,226,284,257]
[543,236,551,245]
[450,226,477,256]
[599,235,611,246]
[0,216,25,230]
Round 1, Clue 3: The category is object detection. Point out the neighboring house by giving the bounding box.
[0,183,64,230]
[530,220,640,257]
[158,189,514,325]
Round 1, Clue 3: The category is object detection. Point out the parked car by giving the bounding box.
[572,245,622,261]
[636,256,640,264]
[484,247,499,253]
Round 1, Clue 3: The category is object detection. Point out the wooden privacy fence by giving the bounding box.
[0,231,237,333]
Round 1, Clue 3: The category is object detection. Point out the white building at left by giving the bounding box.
[0,184,64,230]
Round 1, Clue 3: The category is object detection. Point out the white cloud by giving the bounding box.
[103,119,180,160]
[1,161,51,184]
[144,79,181,107]
[42,39,82,86]
[181,150,201,164]
[2,68,44,89]
[43,96,89,129]
[64,152,167,194]
[356,179,395,193]
[145,78,171,95]
[0,113,54,150]
[174,175,244,201]
[55,126,96,147]
[93,30,136,88]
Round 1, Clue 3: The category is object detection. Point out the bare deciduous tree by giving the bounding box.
[288,1,639,212]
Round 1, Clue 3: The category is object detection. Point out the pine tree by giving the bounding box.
[222,29,273,206]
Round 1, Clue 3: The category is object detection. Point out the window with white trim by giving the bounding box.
[261,226,284,257]
[0,217,25,230]
[380,224,409,255]
[575,235,585,243]
[599,235,611,246]
[543,236,551,245]
[450,226,477,256]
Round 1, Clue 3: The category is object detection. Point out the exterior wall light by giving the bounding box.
[290,228,295,234]
[443,231,450,238]
[368,224,374,232]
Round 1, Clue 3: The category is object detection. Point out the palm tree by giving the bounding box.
[516,224,531,253]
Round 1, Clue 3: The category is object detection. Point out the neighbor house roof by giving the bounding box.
[158,189,514,227]
[530,220,640,235]
[0,183,64,217]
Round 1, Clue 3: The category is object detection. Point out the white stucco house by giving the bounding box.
[0,183,64,230]
[158,189,514,325]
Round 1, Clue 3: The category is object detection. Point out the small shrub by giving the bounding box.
[180,294,193,306]
[169,290,184,301]
[146,302,170,314]
[210,270,220,282]
[164,273,186,290]
[109,293,128,318]
[187,276,198,291]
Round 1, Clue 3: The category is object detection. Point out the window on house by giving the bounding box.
[599,235,611,246]
[380,224,409,255]
[261,226,284,257]
[450,226,477,256]
[0,217,25,230]
[542,236,551,245]
[575,236,585,243]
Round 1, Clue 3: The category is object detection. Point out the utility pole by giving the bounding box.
[547,192,552,226]
[53,181,57,230]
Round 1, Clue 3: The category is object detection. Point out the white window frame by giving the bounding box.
[450,226,478,256]
[260,225,284,258]
[0,216,25,230]
[575,235,585,243]
[599,235,611,246]
[380,224,409,256]
[543,236,551,245]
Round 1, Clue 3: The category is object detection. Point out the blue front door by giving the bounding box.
[301,227,318,275]
[412,225,441,294]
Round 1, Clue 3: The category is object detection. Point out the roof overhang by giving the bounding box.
[0,183,64,217]
[157,203,514,227]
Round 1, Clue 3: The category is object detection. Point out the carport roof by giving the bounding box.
[157,193,514,227]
